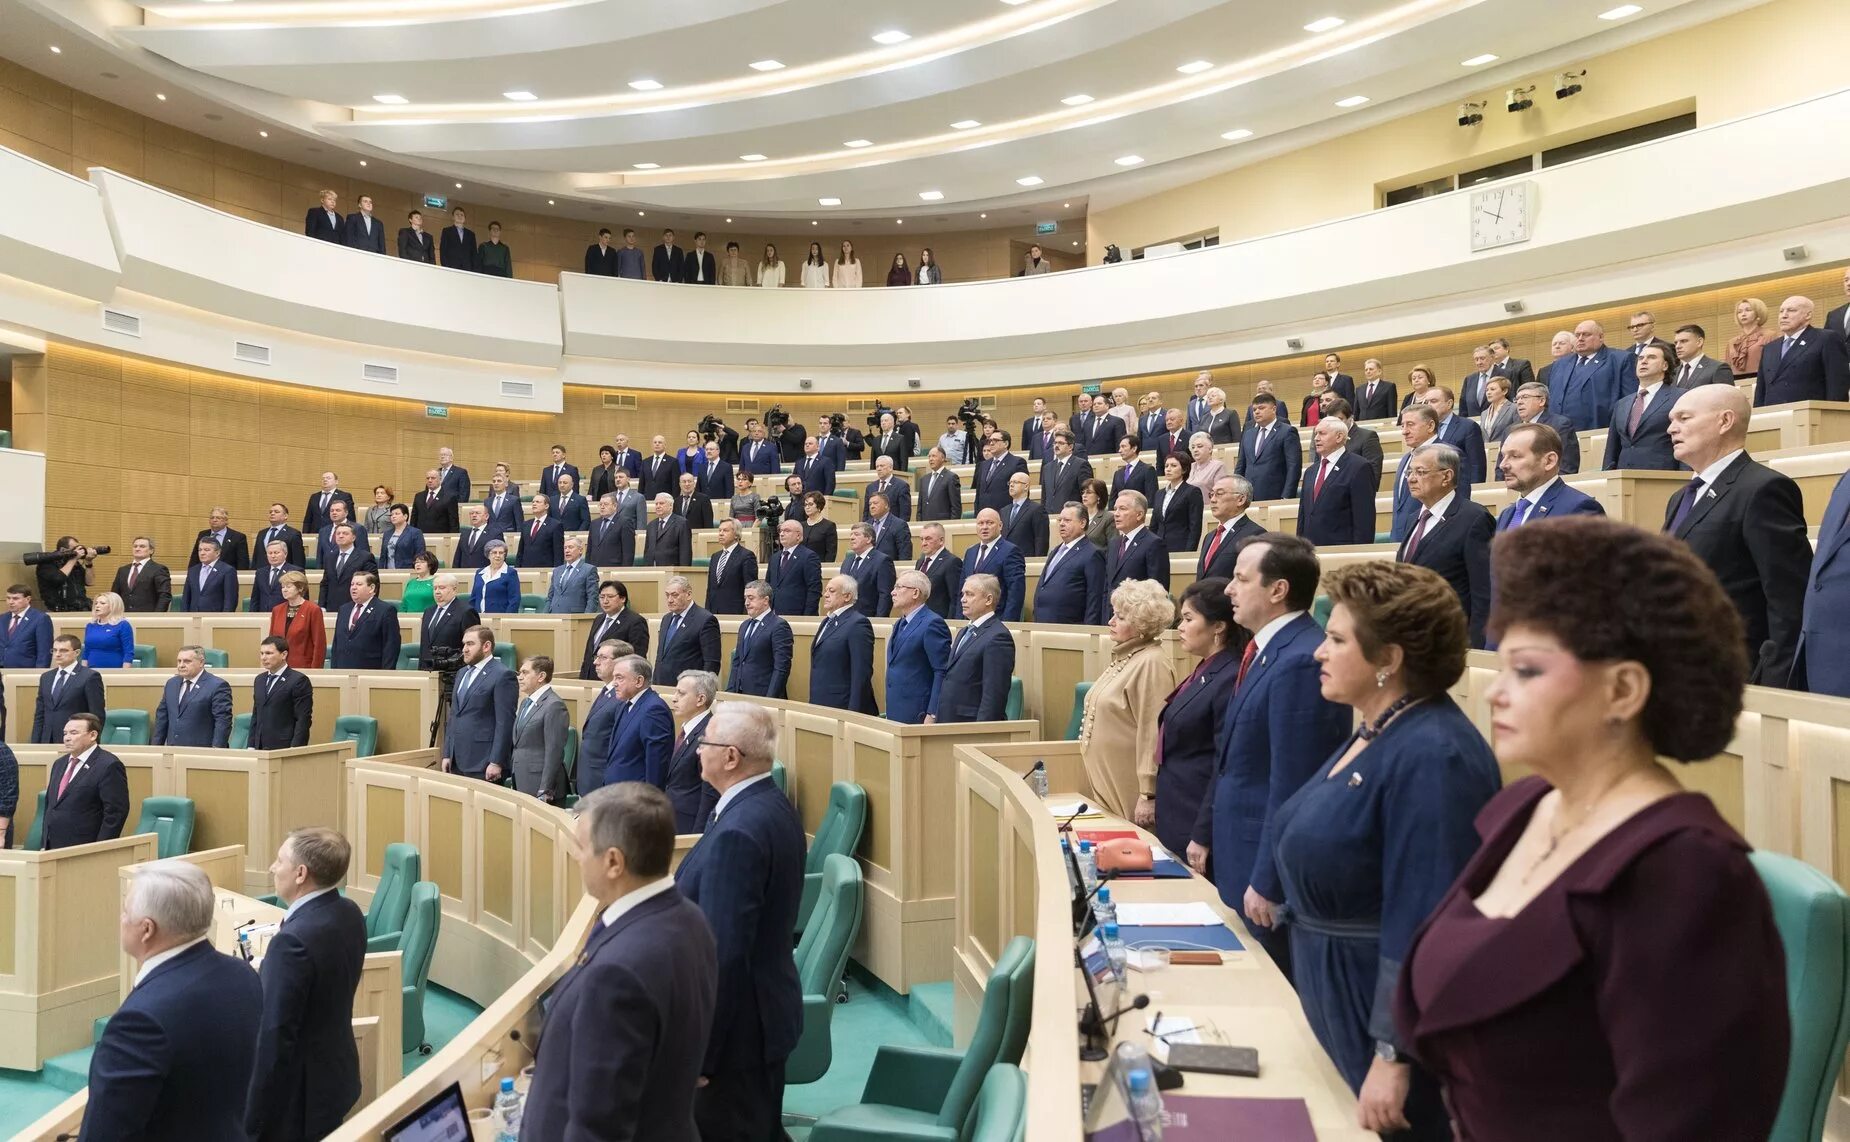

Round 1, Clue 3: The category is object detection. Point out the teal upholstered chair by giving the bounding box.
[24,790,47,850]
[133,796,195,858]
[201,648,229,668]
[965,1065,1027,1142]
[104,708,152,746]
[1752,851,1850,1142]
[797,782,868,936]
[806,936,1035,1142]
[494,643,518,670]
[1004,677,1023,721]
[1063,681,1091,741]
[366,843,421,953]
[786,855,866,1096]
[131,644,156,669]
[562,726,579,792]
[396,642,423,671]
[519,593,546,614]
[400,881,442,1053]
[229,712,251,750]
[771,760,788,795]
[1311,594,1334,628]
[332,714,379,758]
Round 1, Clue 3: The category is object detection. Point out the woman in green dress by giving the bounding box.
[399,551,440,614]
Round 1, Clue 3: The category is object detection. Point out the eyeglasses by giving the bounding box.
[695,738,740,752]
[1626,322,1650,331]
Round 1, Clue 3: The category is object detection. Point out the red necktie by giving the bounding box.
[1626,388,1648,435]
[57,756,80,799]
[127,563,139,590]
[350,604,363,631]
[428,491,436,505]
[1234,639,1258,689]
[1313,459,1330,499]
[1203,525,1226,567]
[531,520,541,538]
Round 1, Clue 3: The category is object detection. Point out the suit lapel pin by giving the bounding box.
[1537,505,1551,515]
[1348,772,1364,787]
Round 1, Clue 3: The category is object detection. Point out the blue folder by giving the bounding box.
[1118,924,1243,952]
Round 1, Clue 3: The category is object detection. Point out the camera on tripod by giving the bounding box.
[765,406,791,433]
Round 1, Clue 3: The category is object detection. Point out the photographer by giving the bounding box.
[837,412,867,462]
[697,414,741,465]
[27,536,101,613]
[768,405,806,463]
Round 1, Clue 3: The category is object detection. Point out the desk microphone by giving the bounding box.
[1080,868,1118,907]
[1056,803,1090,832]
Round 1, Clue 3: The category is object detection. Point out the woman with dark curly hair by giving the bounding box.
[1394,517,1788,1142]
[1270,560,1501,1140]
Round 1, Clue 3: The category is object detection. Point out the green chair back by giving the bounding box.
[201,648,229,668]
[396,642,423,671]
[771,760,788,795]
[935,936,1035,1132]
[104,708,152,746]
[133,796,196,859]
[400,881,442,1049]
[968,1065,1027,1142]
[365,843,421,951]
[519,593,546,614]
[493,643,518,670]
[229,712,251,750]
[797,783,869,934]
[1004,677,1023,721]
[24,790,47,851]
[563,725,579,790]
[1311,594,1334,628]
[1752,851,1850,1142]
[332,714,380,758]
[788,855,865,1085]
[131,644,156,669]
[1063,681,1091,741]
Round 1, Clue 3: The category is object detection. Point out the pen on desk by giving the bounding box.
[1147,1010,1163,1037]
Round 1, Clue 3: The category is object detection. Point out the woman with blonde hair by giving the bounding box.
[1186,432,1226,490]
[1726,297,1772,379]
[83,591,135,668]
[269,570,325,669]
[757,243,785,289]
[1080,579,1179,822]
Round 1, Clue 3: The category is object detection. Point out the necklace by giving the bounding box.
[1356,693,1420,741]
[1521,771,1641,884]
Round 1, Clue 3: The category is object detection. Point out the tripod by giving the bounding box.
[427,666,458,749]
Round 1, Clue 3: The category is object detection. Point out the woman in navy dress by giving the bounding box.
[470,541,522,614]
[1151,578,1240,854]
[1271,561,1500,1140]
[677,431,708,480]
[83,590,136,668]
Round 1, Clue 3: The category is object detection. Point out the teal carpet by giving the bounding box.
[784,967,945,1137]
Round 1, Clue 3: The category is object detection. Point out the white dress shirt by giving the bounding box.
[598,875,678,930]
[134,936,211,987]
[711,770,776,821]
[1250,610,1307,655]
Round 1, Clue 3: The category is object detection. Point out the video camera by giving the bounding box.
[23,544,110,564]
[765,405,791,433]
[698,413,726,439]
[864,404,893,430]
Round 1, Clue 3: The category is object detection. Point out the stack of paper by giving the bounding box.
[1115,901,1224,927]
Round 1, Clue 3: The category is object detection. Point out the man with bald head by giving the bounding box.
[1825,266,1850,350]
[959,508,1026,621]
[767,518,822,616]
[1551,318,1632,432]
[1754,295,1850,407]
[1665,384,1811,686]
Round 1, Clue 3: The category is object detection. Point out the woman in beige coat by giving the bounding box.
[1080,579,1179,822]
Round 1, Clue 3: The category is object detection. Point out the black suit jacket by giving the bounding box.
[915,549,963,618]
[706,546,759,615]
[249,563,303,615]
[1081,413,1126,456]
[1754,326,1850,407]
[304,206,343,244]
[317,546,377,609]
[250,668,314,749]
[34,665,107,744]
[586,511,638,567]
[1000,499,1050,557]
[342,212,386,254]
[972,455,1027,515]
[937,618,1015,723]
[301,489,357,536]
[809,609,877,714]
[1665,453,1812,685]
[1105,528,1170,592]
[330,600,400,670]
[727,612,793,699]
[418,601,481,670]
[1152,482,1203,556]
[252,524,308,570]
[579,607,650,679]
[1396,495,1496,648]
[189,528,250,571]
[674,493,714,531]
[843,550,896,618]
[1197,515,1264,580]
[645,515,693,566]
[664,716,711,833]
[680,249,718,284]
[1203,409,1239,445]
[245,891,367,1142]
[656,604,721,684]
[640,453,680,499]
[111,560,172,613]
[1296,452,1377,547]
[41,747,128,848]
[651,244,686,283]
[584,244,621,276]
[915,468,963,522]
[1039,454,1091,513]
[438,224,476,271]
[453,526,493,569]
[767,545,823,616]
[1601,384,1682,471]
[1354,379,1400,421]
[410,490,459,533]
[1492,356,1536,390]
[517,516,566,569]
[396,228,434,263]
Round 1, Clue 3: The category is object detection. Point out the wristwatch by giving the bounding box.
[1374,1041,1401,1063]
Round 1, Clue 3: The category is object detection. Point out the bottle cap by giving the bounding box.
[1097,887,1110,903]
[1127,1069,1151,1092]
[1079,839,1092,852]
[1103,922,1119,938]
[500,1077,515,1092]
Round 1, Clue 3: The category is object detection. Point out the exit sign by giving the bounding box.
[425,404,449,419]
[1035,221,1059,236]
[1080,383,1102,395]
[423,195,448,211]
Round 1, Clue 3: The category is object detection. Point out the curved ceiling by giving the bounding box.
[2,0,1756,232]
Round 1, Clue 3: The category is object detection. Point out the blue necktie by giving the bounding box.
[1501,499,1530,531]
[1667,476,1706,535]
[662,612,681,648]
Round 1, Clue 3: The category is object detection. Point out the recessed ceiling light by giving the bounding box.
[359,160,368,166]
[1064,202,1071,208]
[638,211,646,216]
[1061,94,1094,106]
[1221,128,1254,140]
[725,217,732,223]
[372,93,408,104]
[980,213,987,218]
[1598,4,1642,17]
[896,219,903,224]
[919,190,944,201]
[812,220,818,225]
[749,59,785,71]
[1115,155,1145,166]
[951,120,982,130]
[1016,176,1044,187]
[819,197,842,206]
[1461,53,1499,66]
[633,162,660,169]
[48,45,61,54]
[739,153,767,162]
[1303,16,1346,32]
[1073,241,1079,246]
[872,30,911,45]
[628,79,663,91]
[1335,94,1370,107]
[502,90,537,101]
[155,93,167,101]
[844,138,872,148]
[1176,60,1212,74]
[455,182,463,189]
[548,199,555,205]
[258,130,268,137]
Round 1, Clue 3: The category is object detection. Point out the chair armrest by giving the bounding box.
[366,931,403,954]
[860,1044,965,1114]
[796,871,822,933]
[809,1119,957,1142]
[786,994,836,1086]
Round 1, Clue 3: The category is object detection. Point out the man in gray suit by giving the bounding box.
[510,656,570,803]
[152,645,233,748]
[440,626,516,781]
[547,537,600,614]
[644,494,693,566]
[1671,324,1735,389]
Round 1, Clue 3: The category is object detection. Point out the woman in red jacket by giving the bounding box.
[268,570,327,669]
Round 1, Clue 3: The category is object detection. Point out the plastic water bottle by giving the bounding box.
[1101,921,1127,982]
[1078,840,1098,892]
[1123,1064,1166,1141]
[493,1076,523,1141]
[1093,885,1117,930]
[1028,760,1049,799]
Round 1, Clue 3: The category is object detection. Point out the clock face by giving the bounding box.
[1470,182,1532,251]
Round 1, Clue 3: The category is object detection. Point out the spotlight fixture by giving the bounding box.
[1334,94,1369,108]
[359,160,368,166]
[1016,176,1044,187]
[1457,101,1485,127]
[951,120,982,130]
[844,139,872,148]
[259,130,268,137]
[156,92,167,101]
[49,45,61,54]
[628,79,663,91]
[1598,4,1642,19]
[1176,60,1213,75]
[872,30,911,45]
[1555,69,1586,99]
[1221,129,1254,141]
[819,197,841,206]
[749,60,785,72]
[1114,155,1144,166]
[919,190,944,201]
[633,162,660,170]
[1506,85,1536,113]
[502,91,537,101]
[1061,94,1094,106]
[1303,16,1345,32]
[372,94,408,104]
[739,154,767,162]
[1462,53,1499,66]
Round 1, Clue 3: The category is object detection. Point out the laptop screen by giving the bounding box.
[382,1080,472,1142]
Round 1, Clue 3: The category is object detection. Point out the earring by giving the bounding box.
[1375,669,1389,688]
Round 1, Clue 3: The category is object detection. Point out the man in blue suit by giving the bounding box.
[435,446,471,505]
[739,423,782,476]
[655,576,722,685]
[726,582,793,699]
[249,541,301,615]
[1601,345,1683,471]
[1104,492,1170,595]
[1755,295,1850,406]
[523,784,716,1142]
[866,492,912,563]
[864,457,913,523]
[886,570,950,724]
[705,521,759,616]
[767,520,822,616]
[1511,382,1583,475]
[442,626,516,780]
[34,638,108,744]
[181,538,239,611]
[794,435,837,496]
[538,445,581,501]
[546,537,601,614]
[482,473,523,536]
[1391,406,1437,542]
[1296,420,1377,548]
[152,646,232,748]
[1034,506,1106,625]
[329,572,400,670]
[576,641,628,795]
[1794,467,1850,696]
[1235,394,1300,501]
[605,655,674,787]
[959,508,1028,621]
[938,574,1015,722]
[1,585,55,668]
[90,861,261,1142]
[842,524,897,619]
[1550,319,1633,430]
[1109,435,1160,505]
[1188,535,1350,979]
[315,500,368,557]
[674,703,804,1140]
[548,473,592,531]
[518,495,567,569]
[317,524,376,610]
[1496,423,1605,533]
[972,433,1028,516]
[1422,386,1487,485]
[810,576,878,715]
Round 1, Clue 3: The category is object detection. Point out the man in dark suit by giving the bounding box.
[884,571,950,724]
[679,231,718,284]
[304,190,343,243]
[329,571,401,670]
[841,524,897,619]
[1668,324,1734,389]
[1552,319,1633,431]
[1827,268,1850,362]
[254,503,308,571]
[1488,337,1535,391]
[1424,386,1488,485]
[726,583,793,699]
[524,783,716,1140]
[1495,423,1605,535]
[1665,384,1812,687]
[1150,408,1191,470]
[915,448,963,522]
[186,508,250,571]
[866,493,912,563]
[645,495,694,566]
[453,506,494,570]
[397,210,434,262]
[1235,394,1300,501]
[1321,397,1383,492]
[1,585,54,669]
[1185,373,1213,435]
[433,446,471,502]
[938,574,1015,723]
[794,436,837,497]
[1188,535,1351,975]
[482,473,523,536]
[1199,475,1265,581]
[767,520,823,617]
[861,457,912,523]
[738,423,781,477]
[959,509,1028,621]
[673,703,804,1139]
[34,636,107,744]
[181,538,240,611]
[417,574,480,671]
[1021,399,1052,454]
[112,536,173,612]
[438,206,476,271]
[1039,431,1092,515]
[1025,410,1059,463]
[575,642,627,796]
[577,580,649,680]
[1082,403,1126,461]
[867,414,910,473]
[1033,506,1106,625]
[316,501,367,563]
[706,521,759,615]
[537,444,581,501]
[1620,309,1677,379]
[441,626,516,779]
[584,228,621,276]
[1458,344,1498,417]
[973,433,1028,516]
[809,577,877,714]
[1001,472,1050,557]
[1353,358,1400,421]
[1511,381,1584,475]
[245,827,367,1142]
[698,445,734,501]
[673,473,715,531]
[605,654,674,787]
[656,576,721,685]
[640,436,679,500]
[518,495,566,569]
[914,524,964,619]
[651,229,686,283]
[1755,295,1850,406]
[317,524,376,610]
[589,488,641,567]
[410,469,460,534]
[341,194,386,254]
[1602,344,1683,471]
[1104,491,1170,595]
[1320,353,1358,405]
[1794,467,1850,697]
[1296,420,1377,547]
[302,472,357,540]
[251,637,313,749]
[153,646,233,748]
[1396,443,1496,647]
[1110,435,1159,505]
[39,712,127,848]
[92,861,262,1141]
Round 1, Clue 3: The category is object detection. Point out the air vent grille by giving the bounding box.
[501,380,535,400]
[601,393,638,410]
[725,398,761,414]
[101,308,141,338]
[234,341,271,366]
[362,363,398,384]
